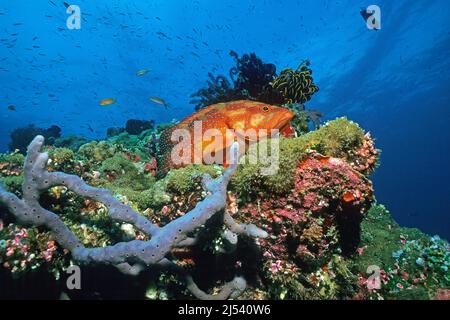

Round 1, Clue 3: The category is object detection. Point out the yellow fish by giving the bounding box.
[99,98,116,106]
[149,96,169,109]
[136,69,150,76]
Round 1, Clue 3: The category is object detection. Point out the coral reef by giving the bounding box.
[352,205,449,300]
[106,127,125,138]
[230,117,378,196]
[9,124,62,154]
[54,135,89,152]
[0,115,447,300]
[0,136,266,299]
[236,153,373,299]
[0,224,68,278]
[125,119,155,135]
[0,151,25,176]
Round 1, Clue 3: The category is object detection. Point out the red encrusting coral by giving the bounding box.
[239,152,374,277]
[294,155,373,210]
[123,151,141,163]
[144,157,158,177]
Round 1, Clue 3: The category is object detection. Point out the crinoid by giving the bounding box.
[271,60,319,105]
[190,73,235,111]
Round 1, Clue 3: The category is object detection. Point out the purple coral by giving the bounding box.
[0,135,267,300]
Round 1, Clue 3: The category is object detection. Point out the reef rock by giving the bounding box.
[125,119,154,135]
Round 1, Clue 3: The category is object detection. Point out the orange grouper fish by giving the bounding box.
[158,100,295,175]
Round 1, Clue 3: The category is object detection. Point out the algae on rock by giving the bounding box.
[231,117,368,196]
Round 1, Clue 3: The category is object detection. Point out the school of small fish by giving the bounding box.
[0,1,316,137]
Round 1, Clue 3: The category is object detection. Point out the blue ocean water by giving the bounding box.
[0,0,449,239]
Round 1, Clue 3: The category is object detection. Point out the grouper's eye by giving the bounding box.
[262,106,270,113]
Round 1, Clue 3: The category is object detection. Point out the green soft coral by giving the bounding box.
[78,141,118,164]
[353,204,449,299]
[307,117,365,158]
[166,164,222,193]
[96,154,168,210]
[100,154,138,176]
[107,130,157,162]
[103,163,222,210]
[354,204,427,272]
[100,182,170,211]
[47,147,77,173]
[0,151,25,166]
[0,175,23,194]
[48,148,75,164]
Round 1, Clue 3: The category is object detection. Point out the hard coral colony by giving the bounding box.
[0,54,448,301]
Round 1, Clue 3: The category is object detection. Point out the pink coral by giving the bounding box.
[435,289,450,300]
[270,260,283,274]
[294,155,373,210]
[144,157,158,177]
[239,153,374,278]
[42,240,58,262]
[350,132,379,174]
